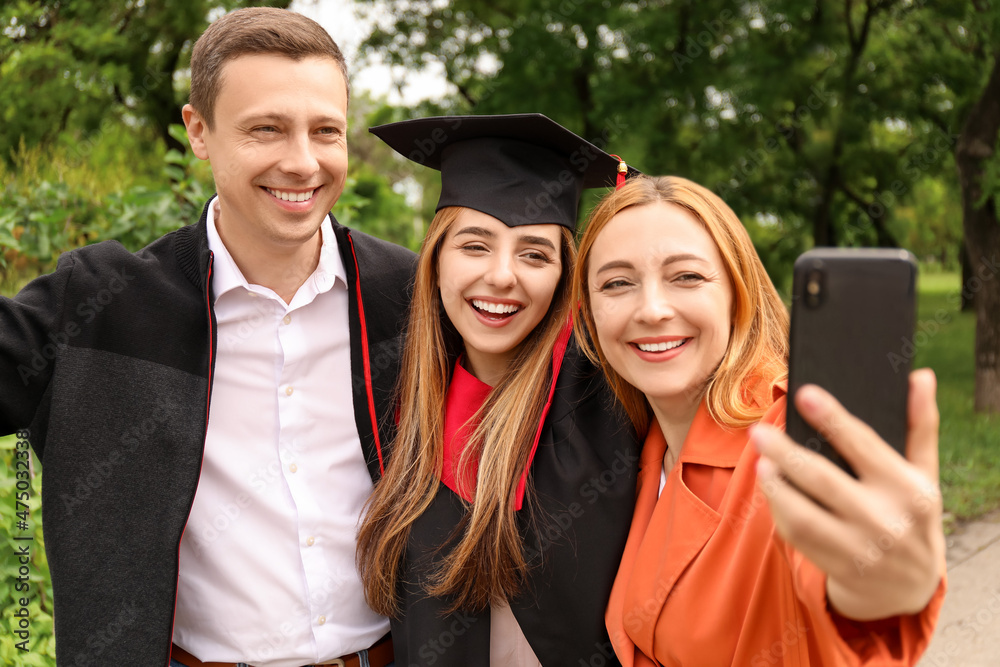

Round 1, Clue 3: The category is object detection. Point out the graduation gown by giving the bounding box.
[390,326,640,666]
[605,381,946,666]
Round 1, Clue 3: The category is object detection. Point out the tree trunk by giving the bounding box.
[960,241,975,312]
[955,51,1000,413]
[814,165,839,247]
[150,46,186,157]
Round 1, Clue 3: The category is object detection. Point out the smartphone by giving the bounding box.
[786,248,917,477]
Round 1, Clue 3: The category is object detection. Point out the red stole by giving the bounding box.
[439,321,572,510]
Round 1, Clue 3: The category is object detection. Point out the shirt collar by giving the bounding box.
[205,196,348,303]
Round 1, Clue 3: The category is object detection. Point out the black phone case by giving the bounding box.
[786,248,917,477]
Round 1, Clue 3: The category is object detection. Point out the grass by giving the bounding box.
[914,270,1000,523]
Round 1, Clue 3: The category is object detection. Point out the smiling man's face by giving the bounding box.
[184,53,349,258]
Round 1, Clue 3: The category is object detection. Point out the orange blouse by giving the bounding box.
[605,383,945,666]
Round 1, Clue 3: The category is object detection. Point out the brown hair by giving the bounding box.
[573,175,789,435]
[189,7,349,129]
[357,206,577,615]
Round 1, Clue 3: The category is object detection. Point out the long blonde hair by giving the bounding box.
[358,206,577,615]
[573,175,789,435]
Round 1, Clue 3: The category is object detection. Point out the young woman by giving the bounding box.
[574,175,946,666]
[357,114,641,666]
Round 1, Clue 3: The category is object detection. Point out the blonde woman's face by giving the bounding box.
[437,209,563,382]
[587,202,733,409]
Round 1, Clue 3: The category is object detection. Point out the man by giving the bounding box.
[0,8,413,666]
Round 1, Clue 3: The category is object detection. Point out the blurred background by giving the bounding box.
[1,0,998,660]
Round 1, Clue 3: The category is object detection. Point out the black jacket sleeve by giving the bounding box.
[0,252,77,454]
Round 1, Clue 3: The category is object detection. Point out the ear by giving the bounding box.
[182,104,211,160]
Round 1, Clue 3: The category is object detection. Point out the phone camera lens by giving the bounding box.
[805,269,823,307]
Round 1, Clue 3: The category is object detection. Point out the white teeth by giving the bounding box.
[637,339,687,352]
[472,299,520,314]
[266,187,315,202]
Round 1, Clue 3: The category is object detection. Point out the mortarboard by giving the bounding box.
[369,113,640,230]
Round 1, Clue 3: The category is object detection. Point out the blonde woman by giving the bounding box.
[357,114,640,666]
[574,175,946,666]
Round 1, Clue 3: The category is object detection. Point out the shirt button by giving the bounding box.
[282,314,291,325]
[289,463,298,473]
[285,386,294,396]
[306,536,315,546]
[317,615,326,625]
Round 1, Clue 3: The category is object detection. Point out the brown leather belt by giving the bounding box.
[171,634,393,667]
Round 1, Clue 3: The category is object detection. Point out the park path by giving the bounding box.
[918,509,1000,667]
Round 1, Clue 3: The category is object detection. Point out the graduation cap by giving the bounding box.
[369,113,640,230]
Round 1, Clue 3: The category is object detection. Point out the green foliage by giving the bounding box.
[0,125,213,287]
[0,435,55,664]
[913,271,1000,520]
[0,118,421,291]
[900,175,965,270]
[344,171,422,250]
[344,92,439,249]
[357,0,995,273]
[1,0,291,162]
[96,124,214,250]
[1,123,166,198]
[741,213,807,297]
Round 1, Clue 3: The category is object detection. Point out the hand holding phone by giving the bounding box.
[786,248,917,476]
[753,249,944,621]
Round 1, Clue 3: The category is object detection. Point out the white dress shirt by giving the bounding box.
[172,198,389,666]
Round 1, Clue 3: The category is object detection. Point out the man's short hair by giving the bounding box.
[189,7,349,129]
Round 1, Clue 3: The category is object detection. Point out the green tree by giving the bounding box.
[345,93,439,249]
[0,0,288,162]
[357,1,957,273]
[908,0,1000,412]
[359,0,1000,411]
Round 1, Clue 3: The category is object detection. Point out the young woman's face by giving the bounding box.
[587,202,733,409]
[438,209,564,381]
